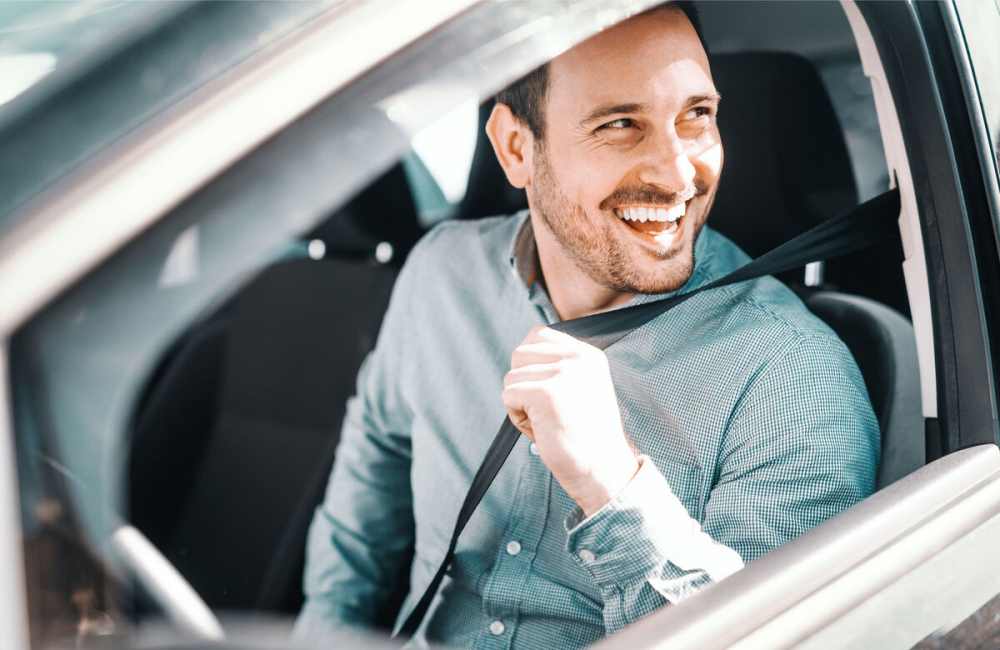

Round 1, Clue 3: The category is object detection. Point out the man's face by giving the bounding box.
[529,8,723,294]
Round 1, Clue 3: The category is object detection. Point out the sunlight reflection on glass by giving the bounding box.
[0,52,57,107]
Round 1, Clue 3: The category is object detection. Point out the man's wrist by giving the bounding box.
[571,451,641,517]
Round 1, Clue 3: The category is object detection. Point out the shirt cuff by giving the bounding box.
[564,455,744,593]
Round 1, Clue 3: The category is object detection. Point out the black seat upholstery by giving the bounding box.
[709,52,858,285]
[807,292,924,487]
[709,52,908,313]
[128,162,422,615]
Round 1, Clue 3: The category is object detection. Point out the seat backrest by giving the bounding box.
[806,291,924,487]
[708,52,858,284]
[164,257,397,612]
[128,160,421,616]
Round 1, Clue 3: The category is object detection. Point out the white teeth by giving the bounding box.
[666,203,686,223]
[617,204,686,223]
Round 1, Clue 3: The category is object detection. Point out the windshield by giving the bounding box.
[0,2,173,109]
[0,0,331,234]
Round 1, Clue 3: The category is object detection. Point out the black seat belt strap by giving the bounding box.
[395,187,900,639]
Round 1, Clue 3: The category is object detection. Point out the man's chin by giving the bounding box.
[607,254,695,295]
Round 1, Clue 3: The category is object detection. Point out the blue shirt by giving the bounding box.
[295,211,879,648]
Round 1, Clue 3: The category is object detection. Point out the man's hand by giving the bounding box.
[502,325,640,516]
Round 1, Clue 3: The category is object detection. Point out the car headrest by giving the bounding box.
[307,161,424,267]
[708,52,857,258]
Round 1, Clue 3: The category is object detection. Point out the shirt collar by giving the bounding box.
[506,209,717,309]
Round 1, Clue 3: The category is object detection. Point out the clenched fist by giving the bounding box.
[502,325,640,516]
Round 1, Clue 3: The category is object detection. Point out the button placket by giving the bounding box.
[479,451,551,646]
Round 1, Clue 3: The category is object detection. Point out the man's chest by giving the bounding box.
[401,292,746,576]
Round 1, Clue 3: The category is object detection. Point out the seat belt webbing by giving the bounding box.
[396,187,900,638]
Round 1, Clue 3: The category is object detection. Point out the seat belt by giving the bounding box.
[395,187,901,639]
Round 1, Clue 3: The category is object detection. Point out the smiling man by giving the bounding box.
[297,3,878,648]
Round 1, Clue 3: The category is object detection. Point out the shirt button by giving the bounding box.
[529,443,539,456]
[578,549,596,563]
[489,620,506,635]
[506,540,522,556]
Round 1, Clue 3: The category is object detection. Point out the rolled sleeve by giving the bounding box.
[564,456,744,631]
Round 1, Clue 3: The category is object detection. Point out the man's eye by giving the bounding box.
[599,118,635,130]
[682,106,713,121]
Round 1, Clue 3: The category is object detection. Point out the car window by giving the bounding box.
[406,99,479,226]
[954,0,1000,165]
[6,1,958,648]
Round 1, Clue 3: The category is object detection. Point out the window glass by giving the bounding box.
[954,0,1000,168]
[8,2,923,648]
[410,97,479,206]
[0,0,328,232]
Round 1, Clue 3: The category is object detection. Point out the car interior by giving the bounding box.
[122,0,924,632]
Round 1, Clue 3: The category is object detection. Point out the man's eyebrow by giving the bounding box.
[684,92,722,107]
[580,94,722,126]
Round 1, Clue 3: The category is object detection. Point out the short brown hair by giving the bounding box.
[495,1,704,141]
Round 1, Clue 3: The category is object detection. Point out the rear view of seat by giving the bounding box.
[128,162,422,616]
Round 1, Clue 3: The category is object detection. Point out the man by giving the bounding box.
[296,4,878,648]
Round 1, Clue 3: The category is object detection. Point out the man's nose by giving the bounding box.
[637,132,697,196]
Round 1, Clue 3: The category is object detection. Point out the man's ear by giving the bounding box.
[485,103,535,189]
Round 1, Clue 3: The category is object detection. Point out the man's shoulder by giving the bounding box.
[415,212,522,254]
[695,227,848,359]
[702,227,827,328]
[402,212,523,276]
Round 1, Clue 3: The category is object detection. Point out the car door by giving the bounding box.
[597,1,1000,648]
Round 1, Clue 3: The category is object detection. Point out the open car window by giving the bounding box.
[4,1,999,649]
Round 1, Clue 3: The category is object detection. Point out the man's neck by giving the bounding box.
[528,211,635,321]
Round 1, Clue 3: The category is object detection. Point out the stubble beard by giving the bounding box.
[530,146,700,295]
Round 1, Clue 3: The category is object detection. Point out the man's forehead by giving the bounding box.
[548,8,713,109]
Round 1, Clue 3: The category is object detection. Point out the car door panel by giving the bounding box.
[598,444,1000,649]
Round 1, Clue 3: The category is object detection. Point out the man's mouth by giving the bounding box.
[613,202,686,237]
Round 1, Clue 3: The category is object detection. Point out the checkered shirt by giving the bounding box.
[295,210,879,649]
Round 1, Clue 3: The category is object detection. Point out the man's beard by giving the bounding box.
[530,147,707,295]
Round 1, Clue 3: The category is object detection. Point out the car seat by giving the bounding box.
[806,292,924,487]
[128,162,421,619]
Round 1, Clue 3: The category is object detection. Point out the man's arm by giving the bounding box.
[294,260,420,637]
[506,329,879,634]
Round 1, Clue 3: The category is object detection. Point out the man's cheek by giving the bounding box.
[697,141,724,179]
